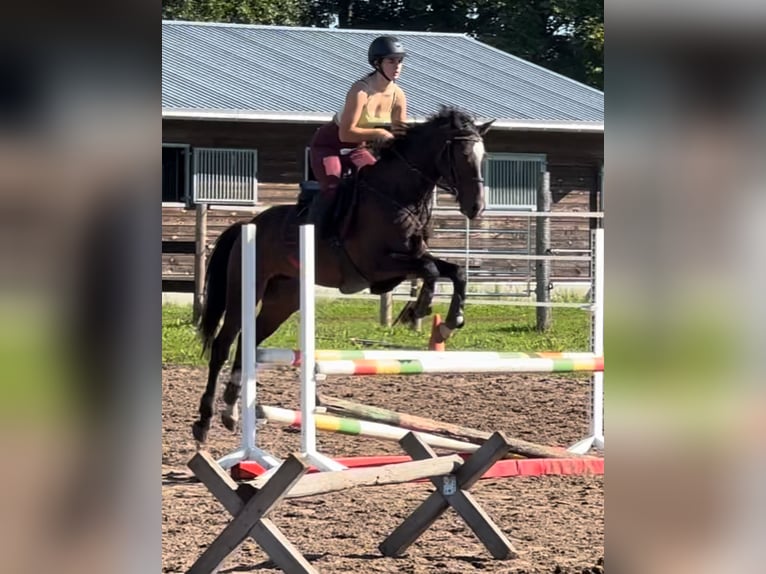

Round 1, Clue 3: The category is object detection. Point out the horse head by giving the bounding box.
[381,107,495,219]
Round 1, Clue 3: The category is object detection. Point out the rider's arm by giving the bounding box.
[338,82,391,143]
[391,85,408,135]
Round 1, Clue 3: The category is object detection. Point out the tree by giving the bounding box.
[302,1,602,88]
[162,0,309,26]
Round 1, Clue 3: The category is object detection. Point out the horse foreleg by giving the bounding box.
[429,257,467,336]
[221,334,242,432]
[394,277,437,328]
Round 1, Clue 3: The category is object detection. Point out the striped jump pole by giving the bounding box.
[257,405,484,454]
[315,355,604,376]
[256,348,598,366]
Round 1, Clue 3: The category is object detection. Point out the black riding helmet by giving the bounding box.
[367,36,406,80]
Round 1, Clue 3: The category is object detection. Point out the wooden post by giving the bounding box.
[411,279,422,332]
[535,171,551,332]
[379,292,393,327]
[193,203,208,323]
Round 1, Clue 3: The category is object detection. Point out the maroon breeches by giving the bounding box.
[309,121,377,197]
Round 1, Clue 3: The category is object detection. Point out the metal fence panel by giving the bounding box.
[192,148,258,205]
[484,153,546,210]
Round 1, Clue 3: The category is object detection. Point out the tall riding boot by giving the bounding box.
[306,191,333,240]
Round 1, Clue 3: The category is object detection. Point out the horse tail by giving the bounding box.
[197,221,245,355]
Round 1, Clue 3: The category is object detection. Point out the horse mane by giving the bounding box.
[376,106,478,161]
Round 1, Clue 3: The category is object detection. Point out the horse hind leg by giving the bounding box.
[220,276,300,433]
[192,312,240,444]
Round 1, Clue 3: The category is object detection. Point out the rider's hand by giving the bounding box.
[375,128,395,141]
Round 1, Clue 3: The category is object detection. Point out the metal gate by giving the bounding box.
[484,153,546,210]
[192,147,258,205]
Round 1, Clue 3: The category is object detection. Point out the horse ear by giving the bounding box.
[477,119,495,136]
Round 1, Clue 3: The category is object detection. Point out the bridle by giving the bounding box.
[389,131,484,197]
[360,127,484,233]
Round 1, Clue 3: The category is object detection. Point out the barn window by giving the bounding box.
[192,148,258,205]
[162,143,190,204]
[483,153,546,210]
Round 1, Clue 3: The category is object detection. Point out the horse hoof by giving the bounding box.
[221,413,237,432]
[437,323,454,341]
[192,421,208,444]
[455,316,465,329]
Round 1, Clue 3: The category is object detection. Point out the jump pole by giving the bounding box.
[569,228,605,454]
[299,224,346,471]
[217,224,281,471]
[256,348,598,365]
[314,356,603,376]
[258,405,485,454]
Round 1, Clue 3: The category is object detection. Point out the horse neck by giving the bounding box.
[371,138,444,207]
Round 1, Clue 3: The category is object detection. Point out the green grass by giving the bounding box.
[163,299,591,365]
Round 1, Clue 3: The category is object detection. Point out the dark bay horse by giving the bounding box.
[193,107,494,444]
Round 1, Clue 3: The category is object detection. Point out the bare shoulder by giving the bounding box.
[347,79,371,99]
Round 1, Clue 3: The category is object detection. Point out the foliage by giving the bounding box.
[163,0,603,89]
[162,0,309,25]
[162,299,591,366]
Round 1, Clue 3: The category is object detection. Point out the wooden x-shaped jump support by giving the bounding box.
[380,431,519,560]
[186,431,516,574]
[186,451,317,574]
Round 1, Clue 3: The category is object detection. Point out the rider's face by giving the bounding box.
[380,56,403,80]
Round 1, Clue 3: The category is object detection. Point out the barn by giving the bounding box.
[162,21,604,294]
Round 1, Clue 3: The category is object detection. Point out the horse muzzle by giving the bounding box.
[461,198,485,220]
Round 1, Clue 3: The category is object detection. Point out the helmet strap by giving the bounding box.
[375,64,394,83]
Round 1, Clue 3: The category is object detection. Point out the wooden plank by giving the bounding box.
[162,240,196,254]
[238,454,464,500]
[163,279,194,293]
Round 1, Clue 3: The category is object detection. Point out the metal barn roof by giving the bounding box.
[162,21,603,132]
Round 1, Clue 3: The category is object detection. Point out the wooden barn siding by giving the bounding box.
[162,120,601,281]
[163,120,316,183]
[163,121,602,185]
